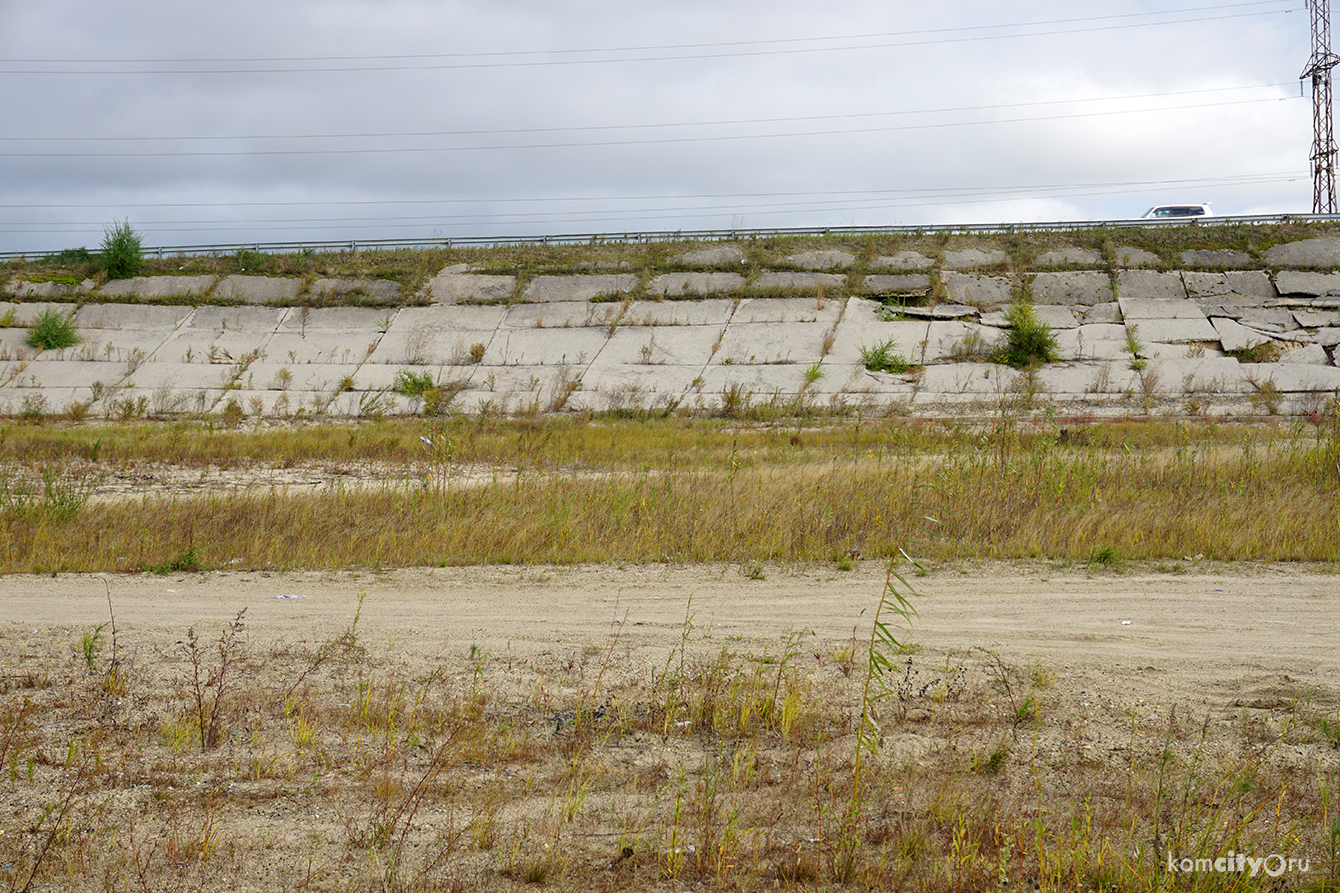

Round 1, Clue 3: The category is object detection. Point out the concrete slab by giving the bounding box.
[1183,271,1274,301]
[715,322,827,366]
[246,332,375,366]
[185,306,287,334]
[871,251,934,271]
[1032,305,1079,329]
[69,331,174,363]
[1055,325,1130,361]
[309,278,401,303]
[900,303,978,320]
[243,363,367,393]
[117,361,239,392]
[1,302,65,327]
[214,275,303,303]
[752,272,845,292]
[1128,316,1218,343]
[918,363,1019,395]
[153,328,279,366]
[503,301,622,330]
[648,272,745,297]
[941,271,1013,307]
[1235,308,1298,333]
[733,297,841,324]
[1118,298,1207,320]
[580,366,703,409]
[1116,271,1186,301]
[75,303,193,330]
[1239,363,1340,392]
[615,299,735,327]
[1210,318,1275,352]
[425,270,516,305]
[1263,237,1340,268]
[924,321,1001,363]
[1278,344,1331,365]
[594,325,721,366]
[1180,249,1251,268]
[1112,246,1160,267]
[943,248,1007,269]
[1316,327,1340,347]
[1293,309,1340,327]
[2,359,128,390]
[95,275,215,299]
[1030,271,1112,306]
[8,280,92,299]
[1274,271,1340,297]
[784,250,854,270]
[476,327,608,367]
[275,306,398,333]
[1081,303,1122,324]
[1035,248,1102,266]
[860,274,931,296]
[828,319,928,368]
[521,274,637,303]
[696,363,819,397]
[673,245,744,267]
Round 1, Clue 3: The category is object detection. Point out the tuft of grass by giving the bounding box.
[859,338,913,374]
[26,308,81,351]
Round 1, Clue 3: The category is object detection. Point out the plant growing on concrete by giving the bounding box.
[992,300,1058,369]
[859,338,913,374]
[98,219,145,280]
[26,308,80,351]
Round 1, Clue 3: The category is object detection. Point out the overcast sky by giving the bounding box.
[0,0,1319,254]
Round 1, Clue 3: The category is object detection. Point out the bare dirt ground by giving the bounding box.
[8,561,1337,714]
[3,562,1338,891]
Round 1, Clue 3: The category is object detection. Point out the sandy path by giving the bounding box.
[5,562,1337,715]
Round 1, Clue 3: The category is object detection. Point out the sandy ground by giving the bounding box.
[6,561,1338,718]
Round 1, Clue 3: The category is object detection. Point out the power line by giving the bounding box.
[0,5,1294,73]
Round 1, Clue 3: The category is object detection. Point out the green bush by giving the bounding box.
[27,309,81,351]
[394,368,437,397]
[992,301,1059,369]
[99,220,145,280]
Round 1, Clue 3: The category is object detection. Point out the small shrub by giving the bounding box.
[27,309,80,351]
[991,301,1058,369]
[98,220,145,280]
[394,368,436,397]
[1227,341,1284,364]
[859,339,912,374]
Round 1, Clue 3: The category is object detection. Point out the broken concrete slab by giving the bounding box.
[1315,327,1340,347]
[504,301,621,330]
[1055,325,1130,361]
[825,318,927,367]
[1293,308,1340,328]
[1211,317,1275,352]
[426,270,515,304]
[10,279,95,298]
[924,321,999,363]
[1274,270,1340,297]
[1183,270,1275,301]
[784,250,854,270]
[1235,308,1299,332]
[918,362,1018,395]
[871,251,934,271]
[1128,316,1219,343]
[899,303,978,320]
[521,274,637,303]
[1240,362,1340,392]
[1279,344,1331,365]
[1032,305,1079,329]
[1118,297,1208,320]
[1030,271,1112,306]
[1117,271,1187,301]
[475,327,609,367]
[1263,236,1340,268]
[648,272,745,297]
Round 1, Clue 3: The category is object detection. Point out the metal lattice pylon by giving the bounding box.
[1304,0,1340,213]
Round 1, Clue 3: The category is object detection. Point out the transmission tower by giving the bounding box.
[1304,0,1340,213]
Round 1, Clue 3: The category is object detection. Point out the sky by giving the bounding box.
[0,0,1322,255]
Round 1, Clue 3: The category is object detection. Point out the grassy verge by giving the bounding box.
[0,414,1338,573]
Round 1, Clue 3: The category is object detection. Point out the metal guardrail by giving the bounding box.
[3,214,1339,262]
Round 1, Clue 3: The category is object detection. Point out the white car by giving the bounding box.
[1141,204,1213,220]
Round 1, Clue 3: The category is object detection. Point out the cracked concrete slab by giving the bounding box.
[942,271,1012,306]
[426,270,515,304]
[521,274,637,303]
[648,272,745,297]
[594,325,721,366]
